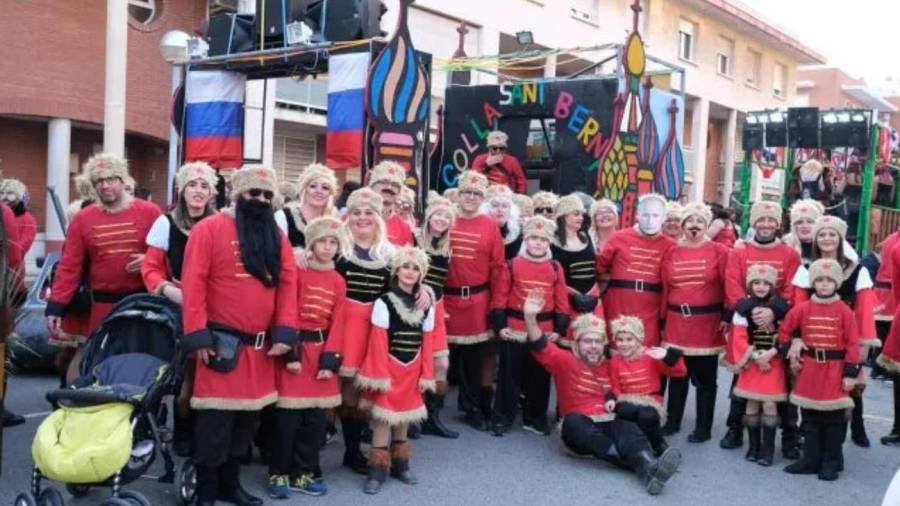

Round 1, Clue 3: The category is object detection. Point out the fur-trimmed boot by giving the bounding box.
[364,447,391,494]
[389,440,418,485]
[758,415,779,466]
[422,382,460,439]
[744,414,761,462]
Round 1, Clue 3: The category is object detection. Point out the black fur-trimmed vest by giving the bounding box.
[283,208,306,247]
[734,295,790,350]
[551,237,597,294]
[383,290,425,364]
[165,214,189,281]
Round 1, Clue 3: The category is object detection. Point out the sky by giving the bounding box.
[740,0,900,93]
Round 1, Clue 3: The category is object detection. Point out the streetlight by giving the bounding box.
[160,30,191,206]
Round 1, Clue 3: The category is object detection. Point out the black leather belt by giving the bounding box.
[91,289,145,304]
[445,283,489,298]
[803,347,846,363]
[667,303,723,317]
[208,322,268,347]
[875,281,892,289]
[298,329,326,343]
[507,309,553,321]
[608,279,662,293]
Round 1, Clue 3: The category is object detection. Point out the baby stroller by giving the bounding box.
[14,294,194,506]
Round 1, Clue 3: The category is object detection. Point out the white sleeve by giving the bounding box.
[371,299,390,329]
[856,267,874,291]
[274,210,288,236]
[423,306,436,332]
[731,313,749,327]
[792,265,810,289]
[145,215,170,250]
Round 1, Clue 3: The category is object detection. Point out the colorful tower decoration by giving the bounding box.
[366,0,430,191]
[655,99,685,199]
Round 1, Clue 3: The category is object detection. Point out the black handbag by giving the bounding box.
[207,328,244,373]
[50,259,92,315]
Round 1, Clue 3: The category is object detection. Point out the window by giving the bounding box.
[571,0,598,24]
[128,0,160,25]
[716,36,734,77]
[746,48,762,88]
[678,20,696,62]
[773,63,786,97]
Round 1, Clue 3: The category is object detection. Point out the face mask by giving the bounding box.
[637,200,665,235]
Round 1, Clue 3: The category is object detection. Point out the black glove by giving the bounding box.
[490,309,507,333]
[319,352,342,372]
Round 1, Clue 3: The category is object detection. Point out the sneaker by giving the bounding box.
[522,419,551,436]
[268,475,291,500]
[290,474,328,496]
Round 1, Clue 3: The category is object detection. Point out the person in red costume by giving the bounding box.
[45,154,160,360]
[876,231,900,446]
[596,193,674,348]
[661,201,683,241]
[142,161,217,456]
[445,170,509,430]
[356,246,435,495]
[782,259,861,481]
[660,202,728,443]
[0,187,24,427]
[523,295,682,496]
[180,167,298,506]
[472,130,527,194]
[491,215,571,436]
[267,216,345,500]
[608,315,687,456]
[368,160,414,247]
[721,200,801,455]
[0,178,36,259]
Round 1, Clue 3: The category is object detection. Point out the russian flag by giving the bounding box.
[327,52,370,169]
[184,70,246,169]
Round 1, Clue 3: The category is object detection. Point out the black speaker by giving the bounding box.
[256,0,306,41]
[788,107,819,148]
[305,0,386,42]
[765,120,787,147]
[742,122,764,151]
[207,13,255,56]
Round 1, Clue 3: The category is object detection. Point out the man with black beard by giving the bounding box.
[181,167,298,506]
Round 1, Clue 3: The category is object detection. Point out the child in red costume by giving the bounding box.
[728,264,790,466]
[782,259,861,481]
[268,217,346,499]
[608,316,686,455]
[491,215,571,436]
[356,246,435,495]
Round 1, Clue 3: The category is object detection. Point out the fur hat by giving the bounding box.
[746,263,778,288]
[571,313,607,343]
[486,130,508,148]
[397,186,416,207]
[297,163,338,200]
[368,160,407,188]
[680,202,712,225]
[75,173,96,201]
[457,171,489,195]
[555,194,585,218]
[512,193,533,217]
[280,181,300,202]
[84,153,129,184]
[522,215,556,241]
[486,184,514,206]
[637,192,667,209]
[230,167,278,201]
[813,215,847,240]
[531,191,559,211]
[808,258,844,287]
[665,200,683,221]
[346,187,384,215]
[749,200,782,226]
[611,315,645,342]
[0,179,27,201]
[443,187,460,203]
[424,194,455,226]
[175,162,218,194]
[789,198,823,225]
[391,245,430,278]
[592,198,618,217]
[304,216,342,249]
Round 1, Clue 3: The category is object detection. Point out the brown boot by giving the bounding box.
[364,447,391,494]
[390,440,418,485]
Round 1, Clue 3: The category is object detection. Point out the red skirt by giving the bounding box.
[733,356,787,402]
[275,341,341,409]
[191,346,278,410]
[433,299,449,357]
[879,312,900,374]
[445,291,492,345]
[360,353,427,426]
[339,300,374,378]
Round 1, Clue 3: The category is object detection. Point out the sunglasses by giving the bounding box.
[489,146,504,152]
[248,189,274,200]
[535,207,554,214]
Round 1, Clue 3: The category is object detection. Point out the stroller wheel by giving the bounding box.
[98,499,131,506]
[175,460,197,505]
[38,488,66,506]
[14,492,38,506]
[65,484,90,498]
[118,491,151,506]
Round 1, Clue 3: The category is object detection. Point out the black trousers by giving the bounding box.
[616,402,661,433]
[493,340,551,425]
[193,409,260,467]
[451,341,490,415]
[560,414,650,467]
[269,407,327,478]
[665,355,718,429]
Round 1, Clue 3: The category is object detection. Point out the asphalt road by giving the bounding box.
[2,368,899,506]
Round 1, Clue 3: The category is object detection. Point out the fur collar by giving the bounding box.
[99,194,135,214]
[520,249,552,263]
[748,236,782,249]
[385,290,425,325]
[812,294,839,304]
[677,236,709,249]
[308,257,335,271]
[285,202,307,234]
[342,246,389,270]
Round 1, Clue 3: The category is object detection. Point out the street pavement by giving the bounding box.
[1,368,899,505]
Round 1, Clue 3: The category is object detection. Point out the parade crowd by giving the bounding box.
[21,129,900,504]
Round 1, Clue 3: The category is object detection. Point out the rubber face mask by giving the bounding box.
[637,199,665,235]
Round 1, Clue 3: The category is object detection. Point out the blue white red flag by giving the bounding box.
[184,70,246,169]
[327,52,370,169]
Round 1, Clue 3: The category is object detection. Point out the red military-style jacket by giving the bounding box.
[496,254,572,340]
[12,209,36,257]
[530,336,614,422]
[875,231,900,321]
[472,152,527,194]
[724,238,801,309]
[608,350,687,416]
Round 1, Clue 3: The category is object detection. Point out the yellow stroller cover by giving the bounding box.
[32,403,134,483]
